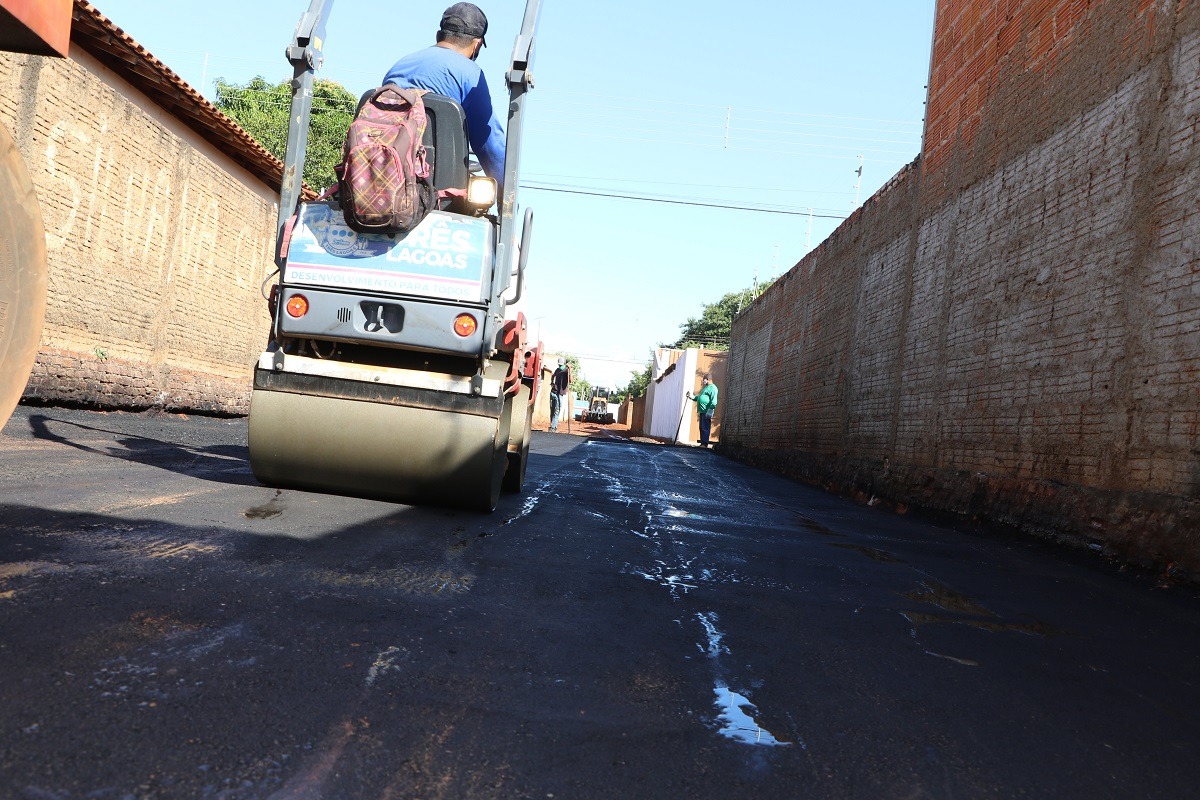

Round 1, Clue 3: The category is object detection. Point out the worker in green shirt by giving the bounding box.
[686,373,719,448]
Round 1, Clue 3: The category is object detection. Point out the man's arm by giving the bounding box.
[461,76,506,188]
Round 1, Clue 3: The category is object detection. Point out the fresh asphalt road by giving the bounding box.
[1,405,1198,799]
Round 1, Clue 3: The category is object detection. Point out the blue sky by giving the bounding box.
[93,0,935,388]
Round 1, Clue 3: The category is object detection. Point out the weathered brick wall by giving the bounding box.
[923,0,1165,202]
[0,48,277,414]
[724,0,1200,575]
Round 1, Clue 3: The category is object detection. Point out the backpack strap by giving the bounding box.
[277,211,299,261]
[374,84,428,110]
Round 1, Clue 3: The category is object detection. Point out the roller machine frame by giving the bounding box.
[247,0,543,511]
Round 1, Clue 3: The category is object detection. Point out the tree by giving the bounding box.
[672,279,775,351]
[213,76,356,190]
[623,360,653,399]
[566,355,591,400]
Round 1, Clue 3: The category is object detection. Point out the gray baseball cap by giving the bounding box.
[441,3,488,46]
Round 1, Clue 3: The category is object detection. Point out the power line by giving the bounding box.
[528,129,910,163]
[523,172,856,196]
[556,352,652,366]
[537,88,924,127]
[519,184,850,218]
[536,105,921,142]
[217,87,920,147]
[144,54,925,133]
[525,180,846,215]
[730,127,919,146]
[538,100,922,137]
[533,121,916,153]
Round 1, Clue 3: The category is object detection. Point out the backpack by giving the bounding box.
[335,85,434,235]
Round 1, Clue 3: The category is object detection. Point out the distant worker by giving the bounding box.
[686,373,719,448]
[549,357,571,432]
[381,3,506,190]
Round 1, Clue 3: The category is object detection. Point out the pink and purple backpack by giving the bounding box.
[335,85,434,235]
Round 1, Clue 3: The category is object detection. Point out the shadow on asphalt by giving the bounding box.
[26,413,258,487]
[0,497,484,573]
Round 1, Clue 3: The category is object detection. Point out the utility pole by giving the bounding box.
[743,247,771,312]
[854,155,864,207]
[724,106,731,149]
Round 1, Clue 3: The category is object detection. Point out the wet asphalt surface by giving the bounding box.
[1,405,1199,799]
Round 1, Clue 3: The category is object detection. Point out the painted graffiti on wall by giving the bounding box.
[41,116,274,291]
[0,46,283,410]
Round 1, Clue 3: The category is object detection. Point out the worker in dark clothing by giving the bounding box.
[381,3,506,190]
[549,357,571,432]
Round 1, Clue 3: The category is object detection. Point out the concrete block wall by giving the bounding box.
[724,0,1200,574]
[624,395,646,434]
[646,349,698,443]
[0,48,278,414]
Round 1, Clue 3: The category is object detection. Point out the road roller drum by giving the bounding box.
[249,387,512,512]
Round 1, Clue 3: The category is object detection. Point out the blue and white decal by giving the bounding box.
[284,204,492,302]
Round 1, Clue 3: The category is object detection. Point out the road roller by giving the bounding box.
[0,0,70,429]
[248,0,544,511]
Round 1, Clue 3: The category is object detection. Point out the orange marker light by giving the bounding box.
[285,294,309,318]
[453,313,478,337]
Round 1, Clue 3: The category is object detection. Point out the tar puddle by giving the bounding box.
[244,489,285,519]
[698,612,795,748]
[713,687,791,747]
[504,477,555,525]
[587,446,798,749]
[902,580,1066,638]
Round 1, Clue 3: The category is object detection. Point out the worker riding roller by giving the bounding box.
[247,1,543,511]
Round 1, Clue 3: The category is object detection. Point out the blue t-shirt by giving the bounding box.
[382,46,506,190]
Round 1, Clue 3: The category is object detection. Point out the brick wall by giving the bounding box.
[0,47,277,414]
[923,0,1166,202]
[724,0,1200,575]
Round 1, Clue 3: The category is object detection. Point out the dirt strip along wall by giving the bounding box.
[723,0,1200,574]
[0,48,277,415]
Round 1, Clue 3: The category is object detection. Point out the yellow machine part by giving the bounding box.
[0,122,47,429]
[248,387,513,512]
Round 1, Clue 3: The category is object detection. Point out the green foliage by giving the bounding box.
[623,360,653,399]
[568,361,592,401]
[672,279,775,351]
[214,76,357,190]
